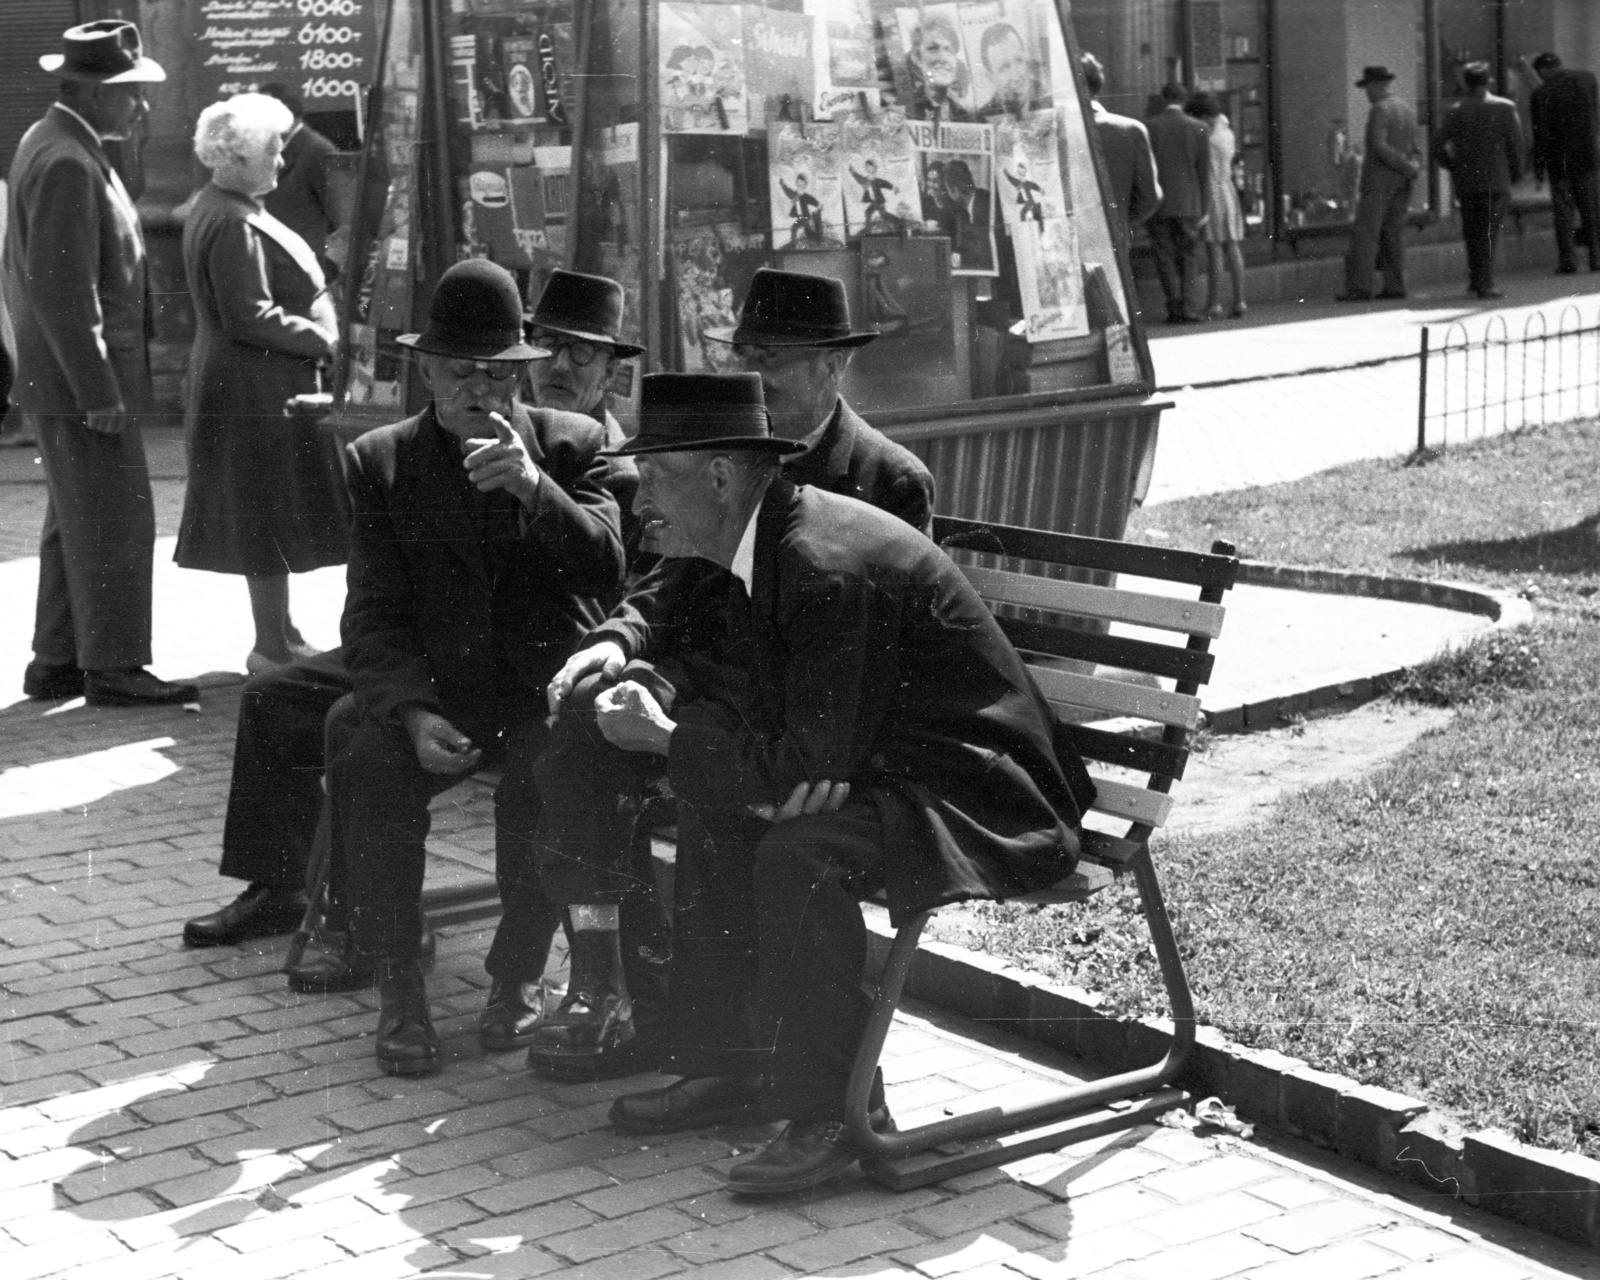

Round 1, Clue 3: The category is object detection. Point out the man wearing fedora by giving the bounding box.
[588,371,1092,1193]
[521,269,934,1080]
[180,260,626,1076]
[1340,65,1421,302]
[7,20,197,706]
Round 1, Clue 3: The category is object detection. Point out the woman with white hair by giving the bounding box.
[174,92,346,671]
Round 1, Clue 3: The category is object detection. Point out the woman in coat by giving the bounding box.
[175,93,346,669]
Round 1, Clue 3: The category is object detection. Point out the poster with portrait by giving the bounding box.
[668,222,770,373]
[891,4,977,122]
[840,111,921,240]
[906,116,997,275]
[807,0,886,117]
[768,118,846,250]
[660,2,749,134]
[959,0,1053,117]
[1011,215,1088,342]
[994,109,1067,234]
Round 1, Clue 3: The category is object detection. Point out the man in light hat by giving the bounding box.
[7,20,197,706]
[1339,65,1420,302]
[593,371,1092,1194]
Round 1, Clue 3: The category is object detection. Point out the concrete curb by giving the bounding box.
[863,915,1600,1250]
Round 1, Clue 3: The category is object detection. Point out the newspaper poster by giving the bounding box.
[840,111,921,240]
[906,116,997,274]
[807,0,885,117]
[959,0,1053,117]
[857,233,955,368]
[668,222,770,373]
[768,118,846,250]
[890,4,978,122]
[1011,215,1088,342]
[743,5,816,128]
[660,3,749,134]
[994,109,1067,234]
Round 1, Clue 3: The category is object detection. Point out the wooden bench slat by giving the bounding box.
[1088,775,1174,827]
[1015,861,1117,902]
[1055,722,1189,782]
[1080,828,1142,866]
[964,565,1226,639]
[935,516,1239,589]
[1031,666,1201,730]
[1007,620,1216,686]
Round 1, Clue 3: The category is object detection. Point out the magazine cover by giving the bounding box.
[807,0,886,117]
[660,2,749,134]
[1011,215,1089,342]
[906,116,997,274]
[891,3,978,121]
[854,234,956,389]
[995,109,1067,233]
[840,110,921,240]
[668,222,771,373]
[959,0,1053,117]
[768,117,846,250]
[500,34,543,124]
[744,6,816,129]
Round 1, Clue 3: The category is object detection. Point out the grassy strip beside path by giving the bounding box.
[932,417,1600,1159]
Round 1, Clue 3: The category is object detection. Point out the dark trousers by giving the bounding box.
[1550,170,1600,270]
[1459,191,1509,294]
[31,413,154,669]
[1345,169,1413,297]
[1146,216,1199,317]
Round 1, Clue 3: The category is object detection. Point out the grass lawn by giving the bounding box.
[930,416,1600,1159]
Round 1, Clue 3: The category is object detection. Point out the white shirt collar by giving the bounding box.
[53,103,105,143]
[729,496,764,594]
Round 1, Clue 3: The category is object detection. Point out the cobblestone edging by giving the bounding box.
[864,917,1600,1252]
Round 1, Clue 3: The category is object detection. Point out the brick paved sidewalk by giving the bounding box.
[4,692,1598,1279]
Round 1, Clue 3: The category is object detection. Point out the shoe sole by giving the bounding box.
[182,914,307,949]
[725,1153,859,1196]
[378,1054,440,1077]
[607,1092,767,1133]
[86,692,197,707]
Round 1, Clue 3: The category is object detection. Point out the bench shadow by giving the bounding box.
[1397,517,1600,578]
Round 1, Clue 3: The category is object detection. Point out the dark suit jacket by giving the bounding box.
[1146,104,1210,220]
[264,122,340,264]
[665,480,1092,924]
[1436,92,1524,195]
[1531,68,1600,180]
[341,402,625,728]
[1093,102,1162,228]
[2,105,149,416]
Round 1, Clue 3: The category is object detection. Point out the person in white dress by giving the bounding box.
[1188,91,1248,318]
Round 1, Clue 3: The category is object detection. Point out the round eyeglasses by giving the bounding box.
[444,359,520,382]
[529,329,605,367]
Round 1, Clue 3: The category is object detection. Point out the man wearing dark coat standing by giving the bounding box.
[1144,82,1210,323]
[6,21,196,706]
[259,83,342,277]
[591,371,1093,1194]
[1435,62,1524,299]
[1530,51,1600,274]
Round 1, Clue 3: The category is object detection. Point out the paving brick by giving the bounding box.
[770,1218,928,1271]
[80,1046,219,1086]
[1136,1188,1283,1247]
[1118,1229,1284,1280]
[239,995,369,1034]
[74,991,189,1024]
[595,1136,737,1181]
[198,1117,342,1162]
[102,1112,248,1160]
[208,1021,343,1059]
[294,1241,463,1280]
[0,1191,156,1245]
[129,1077,276,1124]
[116,1018,256,1058]
[3,1225,129,1280]
[324,1194,481,1254]
[21,1015,164,1054]
[542,1245,685,1280]
[171,1235,347,1280]
[1380,1254,1539,1280]
[55,1233,237,1280]
[57,1147,214,1204]
[234,1083,375,1130]
[0,1144,108,1194]
[213,1193,384,1252]
[894,1222,1047,1277]
[350,1162,496,1212]
[488,1130,645,1182]
[153,1151,304,1207]
[1243,1238,1410,1280]
[1138,1152,1276,1204]
[468,1164,615,1216]
[267,1057,381,1096]
[664,1209,818,1264]
[0,1107,146,1158]
[442,1200,598,1254]
[546,1204,697,1263]
[674,1258,793,1280]
[790,1182,946,1229]
[1006,1224,1167,1278]
[1008,1138,1172,1200]
[8,964,127,996]
[0,1041,125,1083]
[1243,1198,1402,1254]
[325,1088,469,1132]
[574,1166,722,1218]
[902,1181,1056,1239]
[1246,1176,1340,1211]
[0,1071,99,1108]
[1371,1224,1474,1263]
[394,1124,532,1178]
[1020,1184,1166,1239]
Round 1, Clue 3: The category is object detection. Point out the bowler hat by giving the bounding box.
[398,259,550,361]
[603,373,806,456]
[40,20,165,84]
[703,268,877,348]
[1355,65,1397,87]
[527,269,646,358]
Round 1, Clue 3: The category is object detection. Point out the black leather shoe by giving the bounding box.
[1375,290,1409,300]
[183,884,308,948]
[286,920,436,993]
[609,1075,766,1134]
[725,1108,894,1196]
[85,668,199,707]
[375,959,440,1076]
[23,661,84,700]
[479,979,546,1051]
[525,927,634,1074]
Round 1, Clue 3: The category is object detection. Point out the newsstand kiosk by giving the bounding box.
[331,0,1165,540]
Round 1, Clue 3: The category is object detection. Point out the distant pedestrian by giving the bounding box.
[1435,62,1524,299]
[1339,65,1420,302]
[1079,54,1161,242]
[1145,82,1210,323]
[258,83,342,278]
[1529,51,1600,273]
[1186,90,1247,318]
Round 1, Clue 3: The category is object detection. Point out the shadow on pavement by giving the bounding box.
[1399,516,1600,578]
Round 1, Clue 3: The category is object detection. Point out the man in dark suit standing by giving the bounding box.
[6,21,196,706]
[1341,65,1421,302]
[1530,51,1600,274]
[592,372,1092,1195]
[1436,62,1524,299]
[1144,82,1210,323]
[1081,53,1162,241]
[259,83,342,278]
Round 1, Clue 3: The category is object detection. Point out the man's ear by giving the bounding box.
[415,357,435,393]
[706,453,737,497]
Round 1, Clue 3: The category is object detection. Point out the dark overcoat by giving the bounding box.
[264,122,339,263]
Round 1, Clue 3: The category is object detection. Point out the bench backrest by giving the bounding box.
[933,516,1239,900]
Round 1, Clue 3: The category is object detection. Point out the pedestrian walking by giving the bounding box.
[1435,62,1524,299]
[5,20,198,707]
[174,93,347,673]
[1339,65,1420,302]
[1145,82,1210,323]
[1529,51,1600,274]
[1186,90,1248,318]
[1079,54,1161,243]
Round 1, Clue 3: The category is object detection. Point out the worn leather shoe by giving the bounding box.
[23,661,84,700]
[85,668,199,707]
[609,1075,766,1134]
[286,920,436,993]
[526,927,635,1074]
[479,979,546,1051]
[183,883,308,948]
[725,1108,894,1196]
[375,959,439,1076]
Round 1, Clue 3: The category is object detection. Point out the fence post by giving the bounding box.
[1416,326,1430,453]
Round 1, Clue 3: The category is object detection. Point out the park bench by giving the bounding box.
[845,516,1239,1190]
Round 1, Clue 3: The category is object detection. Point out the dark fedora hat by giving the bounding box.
[703,268,877,348]
[40,20,165,84]
[1355,65,1397,87]
[603,372,806,456]
[398,259,549,361]
[527,269,646,358]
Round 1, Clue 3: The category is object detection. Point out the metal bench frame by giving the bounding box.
[846,516,1239,1190]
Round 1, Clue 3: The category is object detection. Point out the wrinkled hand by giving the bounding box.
[464,413,541,507]
[84,408,129,436]
[402,708,483,775]
[749,779,851,823]
[593,680,675,754]
[547,640,627,714]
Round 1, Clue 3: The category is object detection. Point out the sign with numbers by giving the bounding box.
[195,0,381,112]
